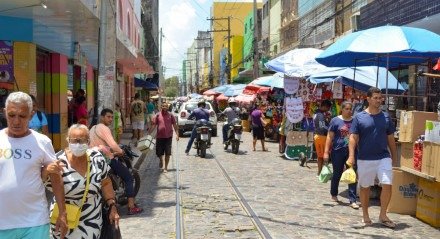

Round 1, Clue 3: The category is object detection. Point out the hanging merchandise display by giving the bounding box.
[285,97,304,123]
[283,76,300,94]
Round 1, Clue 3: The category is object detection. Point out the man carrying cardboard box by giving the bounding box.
[348,87,397,228]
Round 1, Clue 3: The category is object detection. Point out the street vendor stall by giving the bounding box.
[315,25,440,228]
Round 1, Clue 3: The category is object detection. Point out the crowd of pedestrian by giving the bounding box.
[0,91,153,239]
[0,86,399,239]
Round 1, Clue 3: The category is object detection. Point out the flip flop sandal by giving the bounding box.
[380,219,396,228]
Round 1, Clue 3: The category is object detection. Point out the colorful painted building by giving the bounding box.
[0,0,152,150]
[0,0,101,150]
[211,1,260,86]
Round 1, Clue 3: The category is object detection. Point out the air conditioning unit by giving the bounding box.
[351,14,360,31]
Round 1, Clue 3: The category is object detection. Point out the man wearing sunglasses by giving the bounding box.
[90,108,143,215]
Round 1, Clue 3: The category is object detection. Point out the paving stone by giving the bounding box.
[119,129,440,239]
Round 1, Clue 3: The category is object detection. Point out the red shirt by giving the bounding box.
[154,111,176,139]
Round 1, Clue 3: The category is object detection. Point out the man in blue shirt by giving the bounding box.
[185,100,210,155]
[347,87,397,228]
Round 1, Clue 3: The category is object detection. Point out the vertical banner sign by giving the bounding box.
[0,41,13,83]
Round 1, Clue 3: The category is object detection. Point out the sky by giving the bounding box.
[159,0,259,79]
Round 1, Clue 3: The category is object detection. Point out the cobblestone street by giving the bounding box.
[119,129,440,238]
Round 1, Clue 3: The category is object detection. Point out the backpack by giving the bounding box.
[132,101,143,116]
[36,111,43,123]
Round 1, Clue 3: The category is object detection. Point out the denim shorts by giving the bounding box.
[0,224,49,239]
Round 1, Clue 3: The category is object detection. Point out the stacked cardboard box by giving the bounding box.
[399,111,438,143]
[421,142,440,180]
[416,178,440,228]
[398,111,437,170]
[388,169,419,215]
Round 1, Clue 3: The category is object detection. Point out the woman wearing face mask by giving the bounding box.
[43,124,120,238]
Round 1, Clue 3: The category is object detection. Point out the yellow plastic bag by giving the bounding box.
[340,167,356,184]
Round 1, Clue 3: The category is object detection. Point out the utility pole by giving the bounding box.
[253,0,260,79]
[93,0,107,126]
[207,17,231,85]
[188,61,193,93]
[158,28,163,107]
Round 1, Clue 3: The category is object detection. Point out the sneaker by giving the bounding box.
[350,203,360,209]
[185,151,189,156]
[128,206,143,215]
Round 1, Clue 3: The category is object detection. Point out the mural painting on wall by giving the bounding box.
[0,41,13,83]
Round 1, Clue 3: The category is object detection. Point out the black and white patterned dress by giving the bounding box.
[46,149,110,239]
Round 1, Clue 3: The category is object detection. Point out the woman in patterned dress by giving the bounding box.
[44,124,120,238]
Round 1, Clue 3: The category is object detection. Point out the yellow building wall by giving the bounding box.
[212,2,261,85]
[13,42,37,94]
[231,35,243,79]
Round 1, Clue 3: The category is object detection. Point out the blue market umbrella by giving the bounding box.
[252,74,284,89]
[265,48,327,77]
[211,84,231,94]
[315,25,440,68]
[307,66,405,94]
[189,93,202,99]
[223,84,246,97]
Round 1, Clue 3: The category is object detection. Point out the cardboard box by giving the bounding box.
[425,120,440,144]
[416,178,440,228]
[388,169,419,215]
[399,111,438,143]
[399,142,414,169]
[421,142,440,179]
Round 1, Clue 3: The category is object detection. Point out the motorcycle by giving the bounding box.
[194,119,211,158]
[223,118,243,154]
[110,144,141,205]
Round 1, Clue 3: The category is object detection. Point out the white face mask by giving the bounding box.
[69,143,88,157]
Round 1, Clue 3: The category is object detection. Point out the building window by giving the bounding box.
[119,0,123,30]
[127,11,131,39]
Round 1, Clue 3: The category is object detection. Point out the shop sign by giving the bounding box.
[105,65,115,81]
[74,42,88,68]
[0,41,14,83]
[283,76,300,94]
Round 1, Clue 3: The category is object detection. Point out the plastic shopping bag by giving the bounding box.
[318,164,333,183]
[340,167,356,184]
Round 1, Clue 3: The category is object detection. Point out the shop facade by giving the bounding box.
[0,0,100,151]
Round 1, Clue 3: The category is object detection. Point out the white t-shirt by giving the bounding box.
[0,129,56,230]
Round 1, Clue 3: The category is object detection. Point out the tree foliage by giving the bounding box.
[164,76,179,97]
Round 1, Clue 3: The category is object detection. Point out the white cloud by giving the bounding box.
[161,1,199,77]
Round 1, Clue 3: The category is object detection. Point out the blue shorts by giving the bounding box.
[0,224,49,239]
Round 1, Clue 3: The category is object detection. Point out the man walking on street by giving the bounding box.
[150,103,179,172]
[146,99,155,130]
[347,87,397,228]
[0,92,67,239]
[185,100,210,155]
[129,93,145,145]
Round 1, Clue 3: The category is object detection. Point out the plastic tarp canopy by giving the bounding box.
[134,78,158,90]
